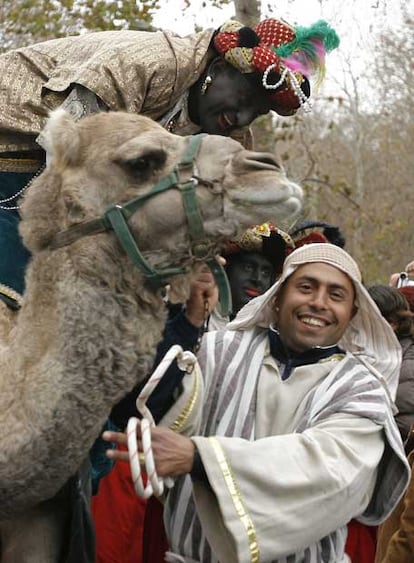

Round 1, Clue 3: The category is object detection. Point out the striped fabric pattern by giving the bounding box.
[164,328,409,563]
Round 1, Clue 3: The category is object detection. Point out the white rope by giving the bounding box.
[127,344,197,498]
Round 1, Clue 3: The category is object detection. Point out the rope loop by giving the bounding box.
[127,345,198,498]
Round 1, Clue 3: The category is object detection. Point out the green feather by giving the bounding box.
[275,20,340,59]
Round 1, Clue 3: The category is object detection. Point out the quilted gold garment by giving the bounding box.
[0,28,214,154]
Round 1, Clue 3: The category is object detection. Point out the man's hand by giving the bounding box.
[103,426,195,477]
[185,263,219,327]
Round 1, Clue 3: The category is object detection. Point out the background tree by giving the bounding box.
[250,0,414,283]
[0,0,158,50]
[234,0,260,26]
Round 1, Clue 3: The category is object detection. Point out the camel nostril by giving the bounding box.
[257,155,281,169]
[243,153,282,171]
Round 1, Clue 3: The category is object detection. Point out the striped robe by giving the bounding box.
[161,327,410,563]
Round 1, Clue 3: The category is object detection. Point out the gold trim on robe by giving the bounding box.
[209,436,260,563]
[169,364,201,433]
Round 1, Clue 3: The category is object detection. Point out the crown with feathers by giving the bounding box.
[214,18,339,115]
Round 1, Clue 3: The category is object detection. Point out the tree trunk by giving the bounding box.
[234,0,260,26]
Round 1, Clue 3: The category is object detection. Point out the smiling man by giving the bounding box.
[275,262,356,353]
[105,243,410,563]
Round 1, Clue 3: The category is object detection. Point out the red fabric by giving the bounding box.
[142,496,169,563]
[92,450,147,563]
[293,232,329,249]
[213,30,239,53]
[254,18,295,49]
[345,519,377,563]
[92,454,375,563]
[213,18,302,112]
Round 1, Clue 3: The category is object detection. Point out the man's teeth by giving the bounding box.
[301,317,325,327]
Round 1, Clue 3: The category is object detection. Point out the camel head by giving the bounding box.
[20,110,302,300]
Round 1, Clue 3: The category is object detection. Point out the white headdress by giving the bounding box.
[228,243,402,400]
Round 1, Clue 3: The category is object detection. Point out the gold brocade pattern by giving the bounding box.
[0,29,213,153]
[209,437,260,563]
[0,157,42,173]
[0,283,23,307]
[169,364,200,433]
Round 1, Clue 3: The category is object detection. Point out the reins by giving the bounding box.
[48,134,232,316]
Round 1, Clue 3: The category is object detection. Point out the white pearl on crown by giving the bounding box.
[262,64,288,90]
[262,63,312,112]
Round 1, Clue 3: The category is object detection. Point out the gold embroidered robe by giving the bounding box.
[0,28,214,155]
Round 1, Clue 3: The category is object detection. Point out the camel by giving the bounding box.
[0,109,302,559]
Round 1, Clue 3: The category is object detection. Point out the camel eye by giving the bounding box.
[119,149,167,178]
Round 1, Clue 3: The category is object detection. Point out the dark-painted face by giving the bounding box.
[226,251,275,316]
[188,59,272,136]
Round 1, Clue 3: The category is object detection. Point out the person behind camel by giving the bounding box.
[289,219,347,249]
[371,287,414,563]
[0,18,338,562]
[375,446,414,563]
[388,260,414,288]
[208,222,295,330]
[399,286,414,315]
[98,223,293,563]
[368,285,414,442]
[104,243,410,563]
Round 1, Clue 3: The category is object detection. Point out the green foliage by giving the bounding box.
[0,0,159,50]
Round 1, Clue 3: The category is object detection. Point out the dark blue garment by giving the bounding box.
[111,309,201,428]
[147,309,201,422]
[89,419,118,495]
[268,327,344,379]
[0,171,33,307]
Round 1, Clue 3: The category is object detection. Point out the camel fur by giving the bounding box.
[0,110,302,534]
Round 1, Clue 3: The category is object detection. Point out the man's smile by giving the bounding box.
[298,315,330,328]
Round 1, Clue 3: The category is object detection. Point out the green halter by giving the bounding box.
[49,134,232,316]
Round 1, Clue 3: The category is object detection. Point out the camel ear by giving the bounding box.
[42,109,82,167]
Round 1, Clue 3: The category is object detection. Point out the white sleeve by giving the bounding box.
[192,414,384,563]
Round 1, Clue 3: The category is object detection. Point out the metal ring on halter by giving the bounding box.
[127,345,198,498]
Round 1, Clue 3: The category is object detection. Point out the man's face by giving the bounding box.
[274,263,356,353]
[226,251,275,315]
[192,61,271,136]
